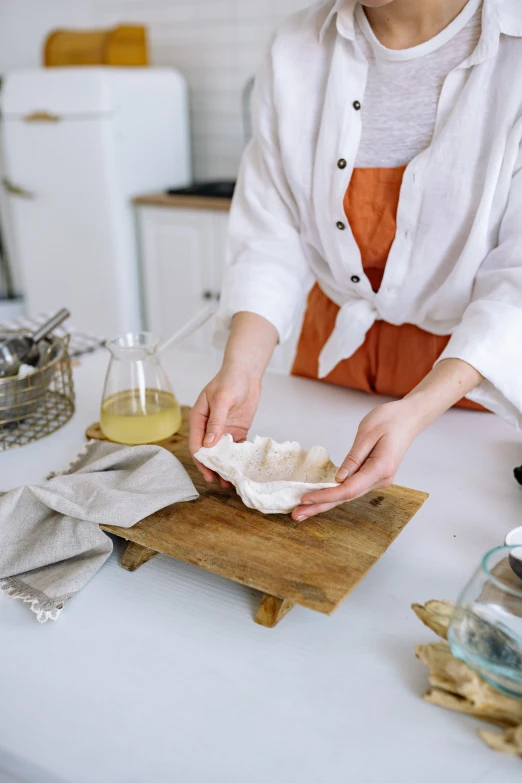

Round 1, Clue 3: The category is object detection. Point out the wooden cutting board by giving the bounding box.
[87,408,428,627]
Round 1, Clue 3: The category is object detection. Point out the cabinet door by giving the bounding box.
[138,206,216,351]
[139,205,305,372]
[210,212,229,359]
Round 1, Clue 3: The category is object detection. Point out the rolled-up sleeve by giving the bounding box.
[213,39,314,348]
[436,146,522,428]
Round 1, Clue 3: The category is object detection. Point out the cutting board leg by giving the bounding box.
[255,594,295,628]
[120,541,158,572]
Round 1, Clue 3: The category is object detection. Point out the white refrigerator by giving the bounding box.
[0,67,191,335]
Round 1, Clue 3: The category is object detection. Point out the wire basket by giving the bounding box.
[0,333,75,451]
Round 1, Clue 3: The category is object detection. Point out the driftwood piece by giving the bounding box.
[413,600,522,757]
[479,725,522,756]
[416,641,522,727]
[412,599,453,639]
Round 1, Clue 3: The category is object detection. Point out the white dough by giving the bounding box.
[195,434,339,514]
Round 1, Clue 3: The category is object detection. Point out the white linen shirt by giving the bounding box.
[215,0,522,428]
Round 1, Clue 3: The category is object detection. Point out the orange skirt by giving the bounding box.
[291,167,484,412]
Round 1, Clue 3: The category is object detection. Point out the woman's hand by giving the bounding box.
[189,362,262,484]
[292,358,483,522]
[189,311,279,484]
[292,399,422,521]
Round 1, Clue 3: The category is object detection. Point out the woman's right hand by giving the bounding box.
[188,361,262,483]
[189,311,279,483]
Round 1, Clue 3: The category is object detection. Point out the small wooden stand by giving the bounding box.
[117,535,293,627]
[254,596,295,628]
[118,535,293,627]
[88,410,428,627]
[413,600,522,756]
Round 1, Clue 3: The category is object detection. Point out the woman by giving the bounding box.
[189,0,522,521]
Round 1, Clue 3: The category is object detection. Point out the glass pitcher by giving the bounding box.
[100,332,182,445]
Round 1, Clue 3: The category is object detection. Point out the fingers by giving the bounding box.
[294,477,383,521]
[301,450,394,507]
[193,456,216,484]
[202,391,231,447]
[189,389,234,452]
[335,426,376,483]
[292,500,340,521]
[189,389,237,485]
[188,392,210,456]
[189,394,216,483]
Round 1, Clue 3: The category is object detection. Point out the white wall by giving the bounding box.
[0,0,95,73]
[91,0,311,180]
[0,0,311,180]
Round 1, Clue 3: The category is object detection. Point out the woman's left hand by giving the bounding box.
[292,398,425,522]
[292,357,483,521]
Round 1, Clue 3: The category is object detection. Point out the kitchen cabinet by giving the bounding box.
[136,197,303,372]
[138,205,223,353]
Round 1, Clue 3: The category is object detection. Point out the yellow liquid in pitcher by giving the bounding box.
[100,389,182,445]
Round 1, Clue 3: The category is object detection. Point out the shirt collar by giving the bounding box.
[468,0,522,66]
[319,0,357,43]
[494,0,522,37]
[319,0,522,48]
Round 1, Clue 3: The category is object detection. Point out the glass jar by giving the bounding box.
[100,332,182,445]
[448,545,522,698]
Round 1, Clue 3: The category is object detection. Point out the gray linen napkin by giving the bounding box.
[0,440,198,622]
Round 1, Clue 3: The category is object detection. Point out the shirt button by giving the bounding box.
[336,221,346,230]
[353,100,361,111]
[351,275,360,284]
[337,158,347,169]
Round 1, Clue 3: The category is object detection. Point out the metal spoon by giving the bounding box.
[0,308,70,378]
[157,305,215,354]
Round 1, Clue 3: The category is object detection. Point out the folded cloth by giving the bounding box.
[0,440,198,622]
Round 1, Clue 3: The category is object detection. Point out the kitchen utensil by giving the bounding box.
[166,181,235,199]
[0,337,22,380]
[44,25,148,67]
[0,212,16,300]
[0,312,105,358]
[100,332,182,445]
[0,308,70,378]
[86,410,428,627]
[0,333,74,450]
[157,305,214,354]
[0,338,63,422]
[100,307,214,445]
[505,527,522,579]
[448,545,522,699]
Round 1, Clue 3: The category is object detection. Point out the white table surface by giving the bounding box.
[1,348,521,783]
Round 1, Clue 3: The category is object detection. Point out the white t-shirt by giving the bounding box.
[354,0,483,168]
